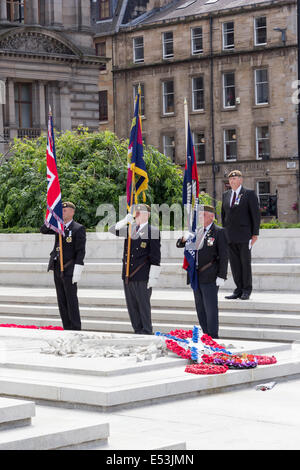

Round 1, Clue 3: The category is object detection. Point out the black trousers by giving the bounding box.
[228,242,252,295]
[53,267,81,330]
[123,280,153,334]
[193,282,219,339]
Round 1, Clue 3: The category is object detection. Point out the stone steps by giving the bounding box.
[0,261,299,292]
[0,287,300,341]
[0,397,109,450]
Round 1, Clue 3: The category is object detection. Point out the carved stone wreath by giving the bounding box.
[0,32,76,56]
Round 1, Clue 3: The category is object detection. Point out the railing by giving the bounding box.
[3,128,10,141]
[17,128,41,139]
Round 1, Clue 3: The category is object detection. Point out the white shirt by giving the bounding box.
[230,185,242,206]
[64,220,73,229]
[136,221,148,235]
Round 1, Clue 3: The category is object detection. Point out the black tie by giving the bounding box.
[231,192,236,208]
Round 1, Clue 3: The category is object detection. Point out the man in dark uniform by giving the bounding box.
[221,170,261,300]
[40,201,86,330]
[109,204,161,335]
[177,205,228,339]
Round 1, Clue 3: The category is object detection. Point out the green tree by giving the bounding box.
[0,129,213,230]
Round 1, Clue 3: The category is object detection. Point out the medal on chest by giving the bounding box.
[66,230,72,243]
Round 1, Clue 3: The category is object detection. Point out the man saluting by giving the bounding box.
[40,201,86,330]
[109,204,161,335]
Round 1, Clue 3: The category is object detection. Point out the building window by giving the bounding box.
[133,37,144,63]
[162,80,174,115]
[191,27,203,54]
[7,0,25,23]
[257,181,277,217]
[15,83,32,128]
[163,135,175,162]
[99,90,108,121]
[99,0,110,20]
[255,69,269,105]
[96,42,106,71]
[162,32,174,59]
[133,84,145,116]
[223,72,235,108]
[222,21,234,50]
[193,132,205,163]
[256,126,270,160]
[254,17,267,45]
[192,77,204,111]
[224,129,237,161]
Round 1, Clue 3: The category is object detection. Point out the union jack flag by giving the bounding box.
[182,121,199,290]
[44,110,64,236]
[126,87,148,209]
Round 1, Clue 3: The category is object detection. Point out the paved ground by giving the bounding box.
[31,374,300,451]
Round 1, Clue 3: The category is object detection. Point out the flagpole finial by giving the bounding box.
[48,105,52,116]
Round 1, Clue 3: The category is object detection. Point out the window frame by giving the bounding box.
[99,0,110,21]
[222,72,236,109]
[163,134,176,162]
[162,31,174,59]
[254,68,269,105]
[256,125,270,160]
[223,128,237,162]
[193,131,206,163]
[222,21,235,50]
[99,90,108,122]
[192,76,204,111]
[133,36,144,64]
[162,80,175,115]
[191,26,203,55]
[254,16,267,46]
[133,83,145,117]
[14,82,32,128]
[7,0,25,23]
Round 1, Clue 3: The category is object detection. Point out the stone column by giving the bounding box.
[52,0,63,27]
[0,1,8,23]
[0,91,4,154]
[38,81,47,130]
[79,0,91,32]
[7,79,17,139]
[32,0,39,24]
[58,82,71,132]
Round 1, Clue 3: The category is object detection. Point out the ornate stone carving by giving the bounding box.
[0,31,76,57]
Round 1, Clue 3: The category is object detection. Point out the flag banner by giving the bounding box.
[182,121,200,290]
[45,111,64,236]
[126,89,148,209]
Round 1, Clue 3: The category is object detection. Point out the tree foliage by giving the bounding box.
[0,129,213,230]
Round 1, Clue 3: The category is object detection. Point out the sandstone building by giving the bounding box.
[0,0,105,153]
[94,0,299,222]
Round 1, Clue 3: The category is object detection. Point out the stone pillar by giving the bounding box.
[79,0,91,32]
[0,92,4,154]
[32,0,39,24]
[7,79,17,139]
[58,82,71,132]
[52,0,63,27]
[0,1,8,23]
[38,81,47,130]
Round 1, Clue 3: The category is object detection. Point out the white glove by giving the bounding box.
[216,277,225,287]
[115,213,134,230]
[183,231,195,241]
[147,265,161,289]
[72,264,84,284]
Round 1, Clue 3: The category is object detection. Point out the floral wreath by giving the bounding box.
[155,326,277,375]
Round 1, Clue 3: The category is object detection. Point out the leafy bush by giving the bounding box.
[0,129,212,230]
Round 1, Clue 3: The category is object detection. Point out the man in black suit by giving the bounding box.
[40,201,86,330]
[221,170,260,300]
[109,204,161,335]
[177,205,228,339]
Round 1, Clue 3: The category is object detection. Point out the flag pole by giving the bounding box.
[184,97,188,151]
[49,105,64,275]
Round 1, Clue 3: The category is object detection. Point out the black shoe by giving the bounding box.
[240,293,250,300]
[225,293,241,299]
